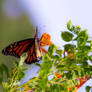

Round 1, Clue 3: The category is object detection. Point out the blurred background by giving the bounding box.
[0,0,34,68]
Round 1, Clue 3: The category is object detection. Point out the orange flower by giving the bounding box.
[68,53,75,59]
[24,85,29,91]
[77,76,88,89]
[24,85,33,92]
[54,72,63,80]
[41,47,48,53]
[40,33,53,47]
[69,86,75,91]
[69,76,89,91]
[40,32,53,53]
[69,86,77,92]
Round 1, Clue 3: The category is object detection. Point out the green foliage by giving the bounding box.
[64,44,76,52]
[56,50,63,56]
[1,54,28,92]
[88,55,92,61]
[67,20,73,31]
[1,20,92,92]
[48,44,57,56]
[67,20,81,34]
[61,31,74,42]
[0,64,9,84]
[17,20,91,92]
[86,86,92,92]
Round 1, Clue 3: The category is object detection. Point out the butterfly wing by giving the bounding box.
[2,28,50,64]
[25,28,43,64]
[25,43,43,64]
[35,27,43,59]
[25,41,43,64]
[2,39,34,58]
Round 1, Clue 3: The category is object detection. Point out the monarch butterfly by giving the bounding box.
[2,28,52,64]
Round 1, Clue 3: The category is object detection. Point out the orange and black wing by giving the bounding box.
[2,29,52,64]
[25,44,36,64]
[25,39,43,64]
[2,39,34,58]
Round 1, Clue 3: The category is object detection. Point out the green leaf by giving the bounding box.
[73,26,81,35]
[67,20,81,34]
[61,31,74,42]
[65,72,73,79]
[0,66,3,83]
[48,44,57,56]
[84,68,90,75]
[86,86,91,92]
[88,55,92,61]
[67,20,73,31]
[34,63,41,67]
[1,64,9,78]
[64,44,76,52]
[73,70,79,77]
[73,79,80,85]
[56,50,63,56]
[77,37,87,46]
[40,54,53,77]
[13,61,19,68]
[52,55,60,60]
[17,71,25,81]
[21,67,29,71]
[74,29,88,42]
[39,77,48,91]
[78,29,88,37]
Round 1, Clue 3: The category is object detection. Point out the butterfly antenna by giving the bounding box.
[35,26,38,38]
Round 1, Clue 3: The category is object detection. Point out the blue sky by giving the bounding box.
[20,0,92,48]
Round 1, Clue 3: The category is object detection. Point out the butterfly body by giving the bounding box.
[2,28,52,64]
